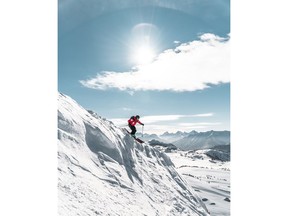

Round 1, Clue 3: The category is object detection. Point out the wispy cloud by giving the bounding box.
[192,113,214,117]
[110,113,213,126]
[122,107,132,111]
[141,113,214,124]
[80,33,230,92]
[110,113,223,134]
[178,122,221,127]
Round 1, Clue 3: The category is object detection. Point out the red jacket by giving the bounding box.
[128,116,143,126]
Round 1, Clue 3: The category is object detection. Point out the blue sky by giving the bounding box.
[58,0,230,134]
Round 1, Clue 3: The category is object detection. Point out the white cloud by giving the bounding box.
[192,113,214,117]
[141,113,213,124]
[178,122,221,127]
[110,113,223,134]
[110,113,213,126]
[122,107,132,111]
[80,33,230,92]
[141,115,184,124]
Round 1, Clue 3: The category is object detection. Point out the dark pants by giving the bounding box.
[128,124,136,136]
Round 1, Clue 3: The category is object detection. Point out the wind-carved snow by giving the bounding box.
[58,93,209,216]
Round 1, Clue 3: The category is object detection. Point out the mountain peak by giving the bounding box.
[58,93,209,216]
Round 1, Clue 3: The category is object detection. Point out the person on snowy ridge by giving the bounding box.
[128,115,144,138]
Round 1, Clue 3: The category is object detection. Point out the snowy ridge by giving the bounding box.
[58,93,209,216]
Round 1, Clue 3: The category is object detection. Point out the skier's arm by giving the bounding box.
[137,120,144,125]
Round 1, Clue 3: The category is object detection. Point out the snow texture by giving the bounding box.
[167,150,230,216]
[58,93,210,216]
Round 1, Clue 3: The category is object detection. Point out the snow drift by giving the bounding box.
[58,93,209,216]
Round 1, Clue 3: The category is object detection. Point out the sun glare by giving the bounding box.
[129,23,159,66]
[133,46,155,65]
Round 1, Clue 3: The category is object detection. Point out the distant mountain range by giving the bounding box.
[139,130,230,151]
[140,130,197,142]
[174,130,230,151]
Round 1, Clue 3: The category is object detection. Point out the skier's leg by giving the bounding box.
[131,126,136,137]
[128,124,133,132]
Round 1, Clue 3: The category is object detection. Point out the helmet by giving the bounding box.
[136,115,140,119]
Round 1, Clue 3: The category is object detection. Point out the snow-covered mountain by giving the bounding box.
[139,131,187,143]
[140,133,163,142]
[143,142,230,215]
[160,131,195,142]
[167,150,230,216]
[173,131,230,151]
[58,93,210,216]
[141,131,230,152]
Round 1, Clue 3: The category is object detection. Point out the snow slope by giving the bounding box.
[58,93,209,216]
[167,150,230,216]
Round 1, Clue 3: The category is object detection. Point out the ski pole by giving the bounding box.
[142,125,144,137]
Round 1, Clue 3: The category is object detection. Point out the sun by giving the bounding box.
[129,23,159,66]
[132,45,155,65]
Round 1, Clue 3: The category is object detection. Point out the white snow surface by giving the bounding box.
[167,150,230,216]
[58,93,209,216]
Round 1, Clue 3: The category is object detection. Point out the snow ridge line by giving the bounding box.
[58,92,210,216]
